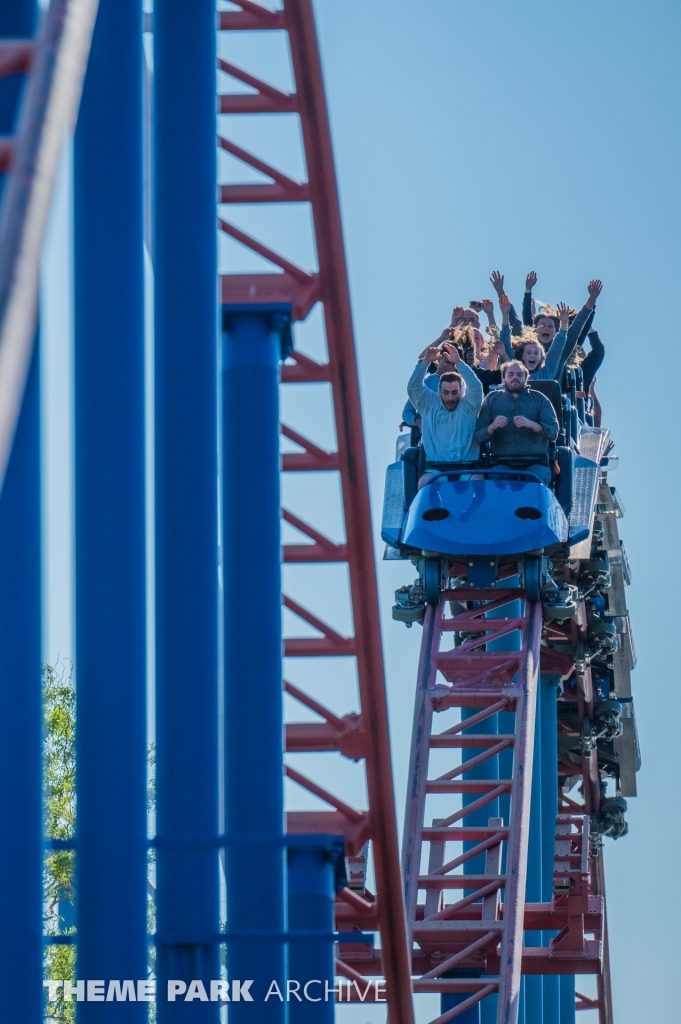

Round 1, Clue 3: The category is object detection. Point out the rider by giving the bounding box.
[407,338,483,487]
[473,360,559,485]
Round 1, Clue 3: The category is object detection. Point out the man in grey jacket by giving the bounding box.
[407,340,483,487]
[473,360,559,485]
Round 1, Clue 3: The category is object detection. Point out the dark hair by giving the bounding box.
[439,371,464,386]
[533,313,559,330]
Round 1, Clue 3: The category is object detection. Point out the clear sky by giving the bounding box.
[41,1,680,1021]
[309,2,680,1020]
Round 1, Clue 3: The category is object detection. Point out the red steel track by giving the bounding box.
[218,2,414,1019]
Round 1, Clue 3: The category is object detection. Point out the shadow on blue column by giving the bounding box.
[222,307,291,1021]
[0,343,41,1021]
[559,975,576,1024]
[541,676,561,1022]
[483,583,522,1024]
[154,0,220,1017]
[288,839,341,1023]
[525,677,543,1024]
[74,0,148,1016]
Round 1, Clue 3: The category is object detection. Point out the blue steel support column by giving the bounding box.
[74,0,147,1016]
[440,702,496,1024]
[484,586,522,1024]
[559,976,576,1024]
[0,344,41,1022]
[540,677,560,1021]
[0,3,40,1019]
[288,840,338,1023]
[222,306,289,1020]
[441,590,513,1024]
[154,0,219,1017]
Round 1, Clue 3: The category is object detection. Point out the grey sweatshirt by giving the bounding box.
[473,386,559,461]
[407,360,483,463]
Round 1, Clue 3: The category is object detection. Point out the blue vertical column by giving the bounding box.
[0,4,40,1019]
[441,590,518,1024]
[222,306,289,1020]
[540,677,560,1022]
[154,0,219,1018]
[0,345,41,1021]
[559,977,576,1024]
[288,841,338,1023]
[74,0,148,1016]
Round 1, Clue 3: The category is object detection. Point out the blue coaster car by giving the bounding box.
[399,471,568,557]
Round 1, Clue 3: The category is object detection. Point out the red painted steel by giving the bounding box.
[393,585,608,1022]
[401,589,541,1023]
[218,3,414,1020]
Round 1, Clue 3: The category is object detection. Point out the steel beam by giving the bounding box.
[73,0,147,1015]
[222,306,289,1021]
[153,0,219,1016]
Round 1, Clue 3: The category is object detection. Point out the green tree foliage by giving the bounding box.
[43,662,76,1023]
[42,664,158,1021]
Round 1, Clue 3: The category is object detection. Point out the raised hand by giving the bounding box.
[451,305,465,325]
[499,292,511,316]
[423,344,442,364]
[481,297,495,316]
[490,271,505,297]
[525,270,538,291]
[588,279,603,300]
[556,302,570,323]
[441,342,461,366]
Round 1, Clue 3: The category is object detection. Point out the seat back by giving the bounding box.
[527,379,563,429]
[401,446,425,508]
[554,445,575,515]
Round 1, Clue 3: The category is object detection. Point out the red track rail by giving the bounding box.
[218,3,414,1019]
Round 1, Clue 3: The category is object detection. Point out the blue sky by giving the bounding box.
[41,1,680,1021]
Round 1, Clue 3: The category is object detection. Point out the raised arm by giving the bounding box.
[543,302,572,379]
[408,343,442,412]
[581,330,605,393]
[566,279,603,351]
[481,297,496,328]
[498,293,516,361]
[484,334,506,371]
[491,270,522,337]
[523,270,537,327]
